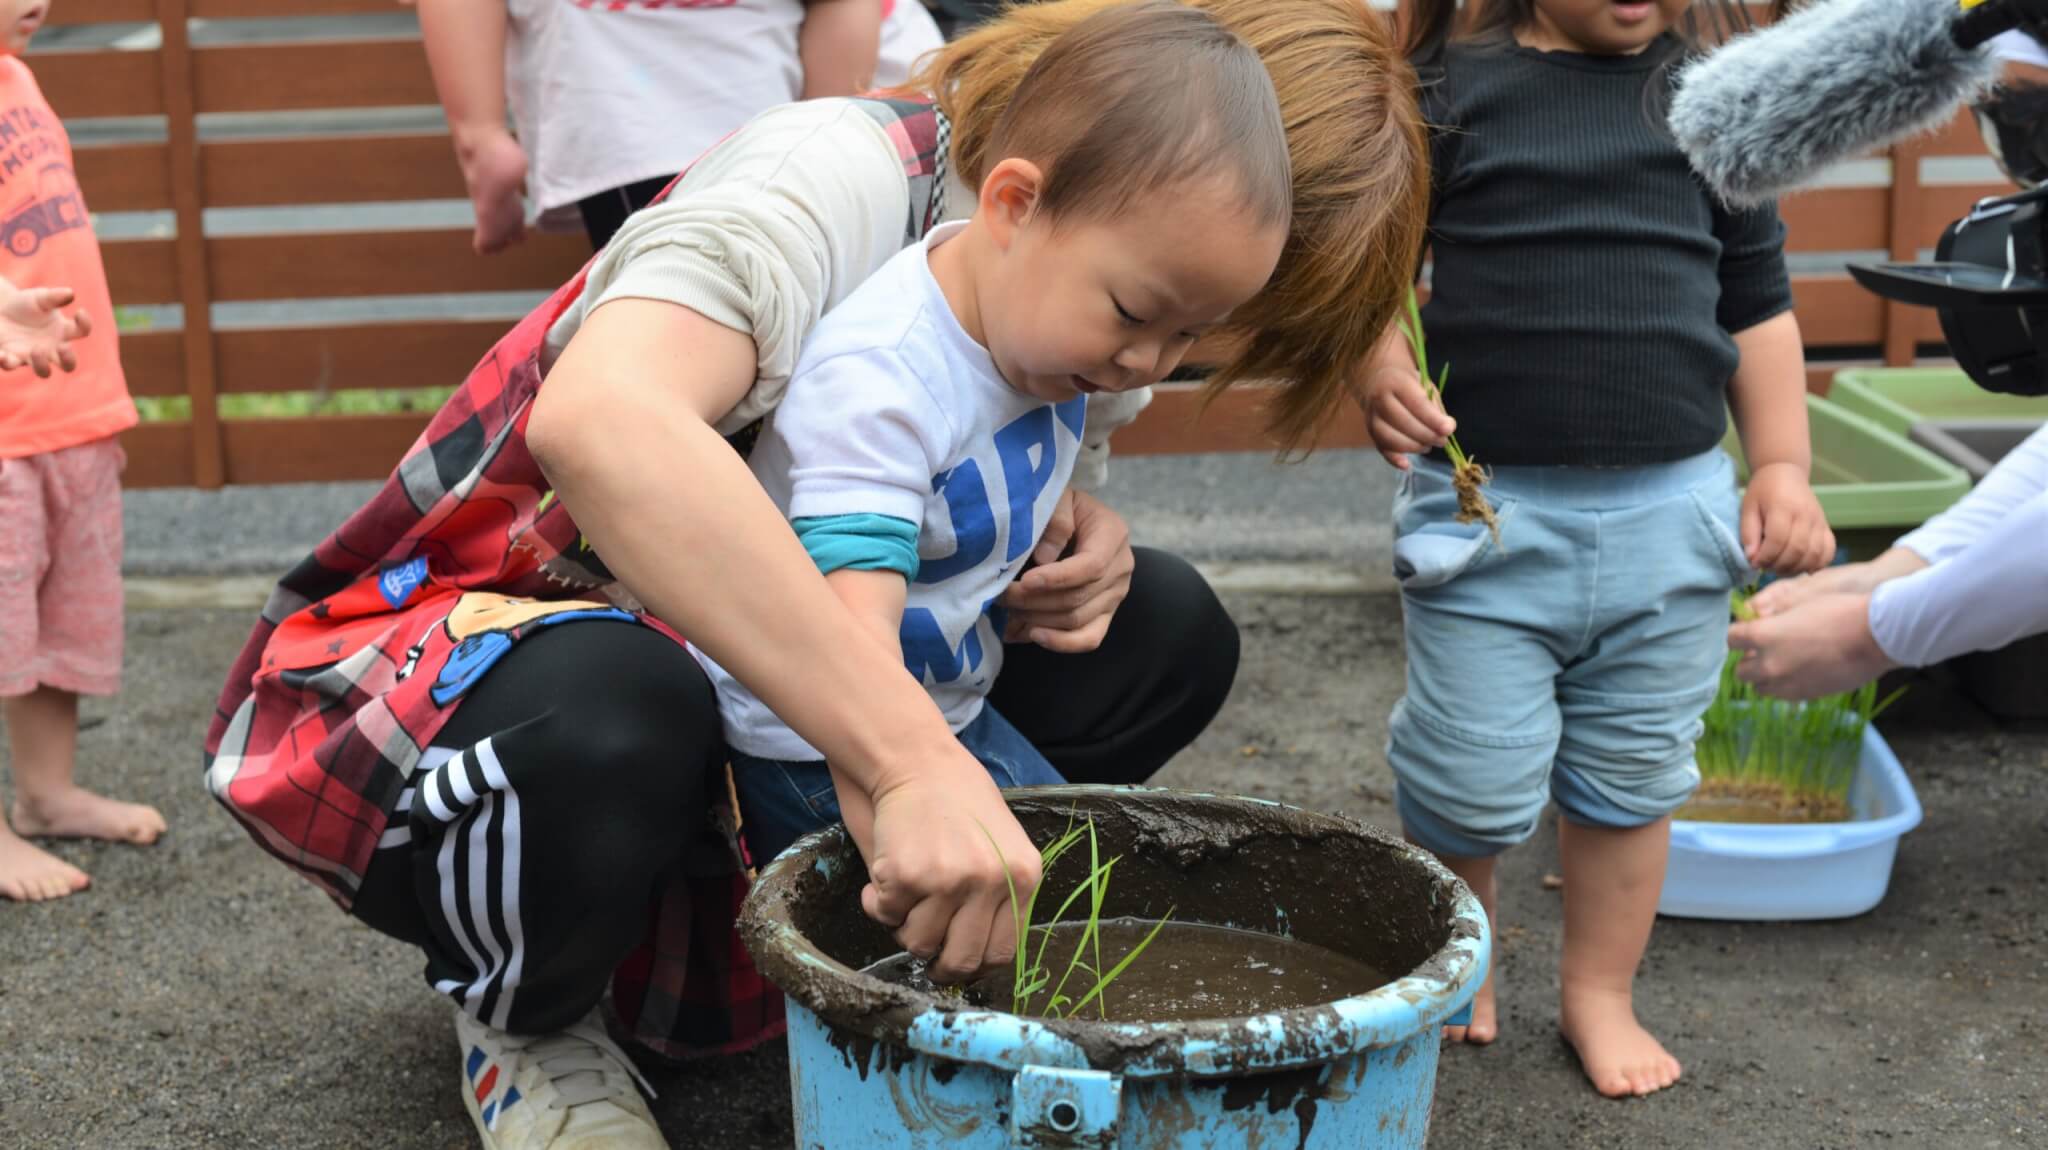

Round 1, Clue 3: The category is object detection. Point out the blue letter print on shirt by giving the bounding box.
[993,397,1087,562]
[915,460,995,585]
[902,604,984,684]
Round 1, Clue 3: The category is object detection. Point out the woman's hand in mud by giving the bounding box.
[1741,462,1835,575]
[0,285,87,378]
[860,765,1041,983]
[1356,362,1454,470]
[1748,547,1929,618]
[456,127,529,256]
[1728,590,1895,700]
[999,488,1134,654]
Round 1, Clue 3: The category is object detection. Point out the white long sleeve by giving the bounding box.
[1869,427,2048,666]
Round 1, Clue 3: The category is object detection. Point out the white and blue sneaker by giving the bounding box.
[454,1006,666,1149]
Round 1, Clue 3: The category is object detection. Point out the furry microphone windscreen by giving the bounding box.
[1669,0,1998,207]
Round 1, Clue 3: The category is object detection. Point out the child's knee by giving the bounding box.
[1551,687,1712,826]
[1388,697,1557,857]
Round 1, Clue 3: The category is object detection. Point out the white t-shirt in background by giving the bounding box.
[699,221,1087,760]
[506,0,806,228]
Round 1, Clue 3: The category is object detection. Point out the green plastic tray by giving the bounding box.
[1721,393,1968,532]
[1828,368,2048,436]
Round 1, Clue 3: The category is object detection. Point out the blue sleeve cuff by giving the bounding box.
[792,514,920,579]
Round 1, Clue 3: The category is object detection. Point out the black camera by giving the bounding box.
[1847,28,2048,397]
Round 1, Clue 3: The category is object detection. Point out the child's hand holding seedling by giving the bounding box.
[1357,356,1456,470]
[1741,462,1834,575]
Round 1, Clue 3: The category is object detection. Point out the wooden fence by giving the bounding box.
[40,1,2012,482]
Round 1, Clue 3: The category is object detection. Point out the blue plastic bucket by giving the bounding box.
[1661,726,1923,920]
[739,785,1490,1149]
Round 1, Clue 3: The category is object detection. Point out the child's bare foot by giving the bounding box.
[0,822,91,901]
[1560,983,1682,1097]
[1445,969,1497,1044]
[12,786,166,845]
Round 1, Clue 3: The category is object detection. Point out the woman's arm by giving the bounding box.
[530,298,1040,980]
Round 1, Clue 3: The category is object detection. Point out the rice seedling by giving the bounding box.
[982,813,1174,1021]
[1691,589,1904,822]
[1398,287,1500,548]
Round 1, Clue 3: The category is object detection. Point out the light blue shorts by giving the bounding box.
[1388,449,1753,858]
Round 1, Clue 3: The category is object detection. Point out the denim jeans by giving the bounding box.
[731,703,1065,865]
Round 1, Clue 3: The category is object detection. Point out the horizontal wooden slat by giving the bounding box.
[214,319,504,394]
[222,413,426,484]
[46,0,156,25]
[1791,275,1884,347]
[194,39,434,115]
[28,49,163,119]
[192,0,400,14]
[203,133,463,207]
[206,229,588,301]
[120,422,195,489]
[121,330,187,398]
[1779,187,1886,253]
[101,237,181,305]
[74,141,171,213]
[1115,383,1369,456]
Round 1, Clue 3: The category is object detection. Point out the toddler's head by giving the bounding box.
[1,1,47,56]
[958,0,1291,405]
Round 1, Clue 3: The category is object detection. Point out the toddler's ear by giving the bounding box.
[978,158,1046,251]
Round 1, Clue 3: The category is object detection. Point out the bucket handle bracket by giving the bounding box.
[1011,1065,1121,1148]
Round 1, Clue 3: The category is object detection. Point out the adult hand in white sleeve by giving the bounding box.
[1728,590,1897,700]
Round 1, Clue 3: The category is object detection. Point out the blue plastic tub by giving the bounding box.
[740,786,1490,1149]
[1660,726,1922,921]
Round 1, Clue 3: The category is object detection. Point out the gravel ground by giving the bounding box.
[1,594,2042,1148]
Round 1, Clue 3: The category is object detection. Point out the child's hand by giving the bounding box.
[457,129,529,256]
[0,285,88,378]
[1357,363,1455,470]
[1741,462,1835,575]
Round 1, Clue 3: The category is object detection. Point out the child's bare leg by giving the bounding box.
[1557,815,1680,1097]
[1431,849,1498,1044]
[6,686,164,844]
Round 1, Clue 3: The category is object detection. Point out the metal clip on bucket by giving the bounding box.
[1011,1066,1121,1148]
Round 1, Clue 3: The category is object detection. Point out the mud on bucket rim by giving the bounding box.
[737,784,1491,1080]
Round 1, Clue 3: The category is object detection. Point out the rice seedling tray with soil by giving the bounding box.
[1660,600,1926,920]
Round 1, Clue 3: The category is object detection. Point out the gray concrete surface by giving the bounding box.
[2,595,2042,1149]
[120,449,1400,578]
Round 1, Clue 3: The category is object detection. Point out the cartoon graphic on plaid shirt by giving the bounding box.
[393,589,635,707]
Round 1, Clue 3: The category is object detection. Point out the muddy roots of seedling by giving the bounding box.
[1451,458,1500,548]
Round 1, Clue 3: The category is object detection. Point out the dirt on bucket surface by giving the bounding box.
[866,919,1393,1024]
[739,786,1474,1075]
[0,598,2043,1150]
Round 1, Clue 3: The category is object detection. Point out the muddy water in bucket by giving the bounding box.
[739,786,1488,1149]
[867,921,1392,1023]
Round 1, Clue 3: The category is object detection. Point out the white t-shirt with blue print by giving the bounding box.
[697,221,1087,761]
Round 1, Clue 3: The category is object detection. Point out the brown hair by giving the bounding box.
[913,0,1428,454]
[987,0,1291,231]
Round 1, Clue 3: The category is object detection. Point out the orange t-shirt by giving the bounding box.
[0,55,136,460]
